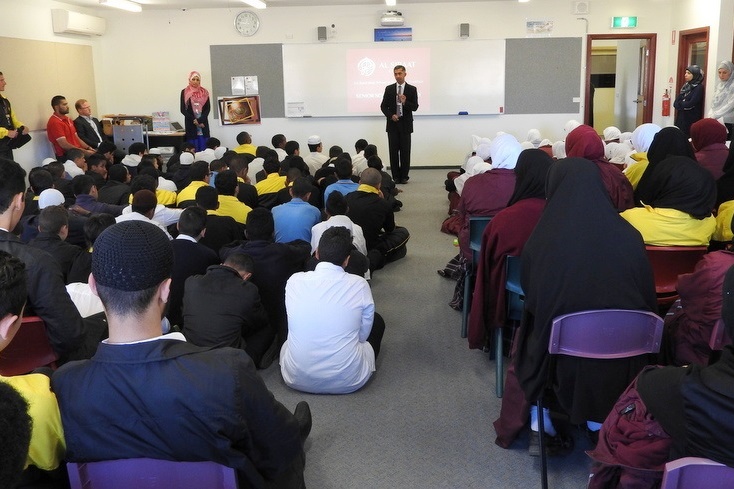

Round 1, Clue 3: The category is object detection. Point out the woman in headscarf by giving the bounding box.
[634,126,696,205]
[708,60,734,139]
[180,71,211,152]
[455,133,519,261]
[498,158,657,450]
[454,143,491,196]
[623,123,662,189]
[674,65,705,137]
[623,156,716,246]
[690,118,729,179]
[565,124,634,211]
[467,149,552,350]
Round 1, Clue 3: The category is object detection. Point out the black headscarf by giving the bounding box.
[680,65,704,95]
[506,149,553,207]
[515,157,657,422]
[635,126,696,205]
[642,155,716,219]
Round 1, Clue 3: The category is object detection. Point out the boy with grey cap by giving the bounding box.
[52,220,311,488]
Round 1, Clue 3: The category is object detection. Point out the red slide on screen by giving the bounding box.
[346,48,430,114]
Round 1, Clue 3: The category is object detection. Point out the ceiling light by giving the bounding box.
[99,0,142,12]
[386,0,397,6]
[242,0,267,8]
[518,0,530,3]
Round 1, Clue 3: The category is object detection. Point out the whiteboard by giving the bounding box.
[282,40,506,117]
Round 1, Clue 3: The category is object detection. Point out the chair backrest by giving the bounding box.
[709,318,732,351]
[548,309,663,359]
[505,255,524,322]
[0,316,59,376]
[67,459,238,489]
[661,457,734,489]
[645,246,708,295]
[468,216,493,255]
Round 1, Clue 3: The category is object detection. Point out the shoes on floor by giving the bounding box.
[528,430,575,457]
[399,178,409,184]
[294,401,312,443]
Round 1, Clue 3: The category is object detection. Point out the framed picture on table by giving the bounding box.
[217,96,262,125]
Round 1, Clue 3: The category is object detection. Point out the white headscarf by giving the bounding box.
[564,120,581,134]
[604,142,631,164]
[214,146,227,159]
[526,128,543,147]
[539,139,553,147]
[454,156,492,195]
[552,140,567,159]
[475,143,492,162]
[489,133,521,169]
[520,141,535,150]
[709,60,734,121]
[603,126,622,142]
[630,123,662,152]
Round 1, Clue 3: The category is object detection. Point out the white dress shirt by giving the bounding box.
[280,262,376,394]
[310,215,367,255]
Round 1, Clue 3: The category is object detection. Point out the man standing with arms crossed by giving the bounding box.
[380,65,418,184]
[0,72,29,160]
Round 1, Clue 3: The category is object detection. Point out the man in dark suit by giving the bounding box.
[73,99,107,150]
[380,65,419,184]
[167,206,219,327]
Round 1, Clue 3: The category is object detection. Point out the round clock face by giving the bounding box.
[235,10,260,37]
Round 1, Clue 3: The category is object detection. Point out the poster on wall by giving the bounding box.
[218,96,261,125]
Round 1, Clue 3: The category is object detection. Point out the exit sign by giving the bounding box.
[611,16,638,28]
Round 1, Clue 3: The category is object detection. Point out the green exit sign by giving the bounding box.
[611,16,638,28]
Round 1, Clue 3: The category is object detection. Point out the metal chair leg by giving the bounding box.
[538,400,549,489]
[461,272,471,338]
[495,328,504,398]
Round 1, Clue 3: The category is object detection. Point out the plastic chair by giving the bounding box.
[461,216,492,338]
[495,255,524,398]
[661,457,734,489]
[645,246,707,306]
[709,318,731,351]
[67,458,238,489]
[537,309,664,489]
[0,316,58,376]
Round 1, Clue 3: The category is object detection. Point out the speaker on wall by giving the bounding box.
[317,26,327,41]
[460,23,470,39]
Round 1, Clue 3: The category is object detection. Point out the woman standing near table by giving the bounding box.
[674,65,705,137]
[180,71,210,152]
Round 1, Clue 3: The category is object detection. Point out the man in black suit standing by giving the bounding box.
[73,99,107,150]
[380,65,418,184]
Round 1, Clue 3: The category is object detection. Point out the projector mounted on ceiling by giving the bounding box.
[380,11,404,26]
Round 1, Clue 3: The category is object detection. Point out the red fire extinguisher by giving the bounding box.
[662,89,671,117]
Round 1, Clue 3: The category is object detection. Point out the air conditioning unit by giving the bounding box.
[52,9,106,36]
[380,11,404,26]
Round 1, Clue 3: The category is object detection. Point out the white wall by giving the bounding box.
[1,0,731,169]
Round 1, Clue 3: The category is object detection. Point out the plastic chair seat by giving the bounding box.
[645,246,707,306]
[661,457,734,489]
[67,458,238,489]
[0,316,58,376]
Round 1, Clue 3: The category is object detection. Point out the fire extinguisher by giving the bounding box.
[662,89,671,117]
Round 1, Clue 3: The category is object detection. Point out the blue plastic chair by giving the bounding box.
[661,457,734,489]
[460,216,492,338]
[67,459,238,489]
[537,309,664,489]
[495,255,524,398]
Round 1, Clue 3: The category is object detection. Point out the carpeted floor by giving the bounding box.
[260,169,593,488]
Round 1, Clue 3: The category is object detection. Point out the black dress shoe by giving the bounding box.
[294,401,312,442]
[399,178,409,184]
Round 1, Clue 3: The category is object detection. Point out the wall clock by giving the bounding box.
[235,10,260,37]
